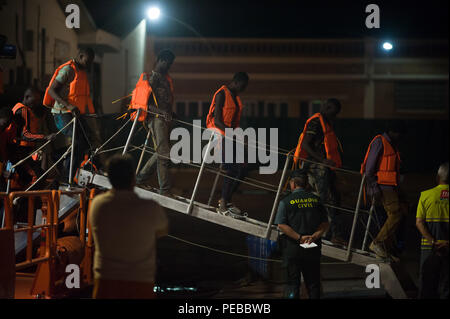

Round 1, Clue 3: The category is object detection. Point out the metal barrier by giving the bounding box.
[8,190,57,297]
[0,193,15,298]
[1,189,89,298]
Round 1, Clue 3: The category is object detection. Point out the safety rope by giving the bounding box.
[167,234,352,265]
[25,145,72,191]
[117,107,361,176]
[128,144,371,215]
[167,234,282,263]
[130,144,279,193]
[11,118,75,170]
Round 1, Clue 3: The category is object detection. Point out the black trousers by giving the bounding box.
[283,243,321,299]
[419,248,449,299]
[220,138,247,202]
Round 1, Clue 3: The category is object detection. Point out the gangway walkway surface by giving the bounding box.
[79,168,409,299]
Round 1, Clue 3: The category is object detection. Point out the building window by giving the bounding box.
[188,102,199,117]
[258,101,265,117]
[267,103,276,118]
[395,81,447,112]
[202,102,210,117]
[309,100,322,116]
[176,102,186,117]
[280,103,288,118]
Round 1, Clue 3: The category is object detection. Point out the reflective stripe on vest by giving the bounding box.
[129,72,174,122]
[360,135,400,186]
[206,85,243,136]
[12,103,41,150]
[43,60,95,114]
[293,113,342,169]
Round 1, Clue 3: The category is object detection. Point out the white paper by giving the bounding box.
[300,242,318,249]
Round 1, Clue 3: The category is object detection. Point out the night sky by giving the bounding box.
[83,0,449,39]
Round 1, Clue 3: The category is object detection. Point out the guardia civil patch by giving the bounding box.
[440,189,449,200]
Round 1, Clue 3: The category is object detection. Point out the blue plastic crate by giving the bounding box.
[246,235,278,278]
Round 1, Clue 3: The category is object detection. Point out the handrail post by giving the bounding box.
[136,126,152,174]
[68,117,77,185]
[362,201,375,251]
[207,164,222,207]
[346,173,366,261]
[123,109,141,155]
[187,133,214,215]
[265,153,291,239]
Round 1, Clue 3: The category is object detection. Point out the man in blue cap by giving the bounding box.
[275,169,329,299]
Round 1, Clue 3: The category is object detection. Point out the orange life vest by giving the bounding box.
[43,60,95,114]
[74,154,97,184]
[206,85,243,136]
[360,134,401,186]
[12,103,44,148]
[129,72,174,122]
[293,113,342,169]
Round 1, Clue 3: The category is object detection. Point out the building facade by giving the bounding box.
[0,0,145,115]
[150,37,448,120]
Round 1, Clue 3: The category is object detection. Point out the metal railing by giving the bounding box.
[98,107,377,262]
[6,117,76,194]
[1,189,89,298]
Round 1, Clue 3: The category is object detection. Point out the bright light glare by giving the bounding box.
[147,7,161,20]
[382,42,393,51]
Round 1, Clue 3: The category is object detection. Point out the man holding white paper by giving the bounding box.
[275,169,329,299]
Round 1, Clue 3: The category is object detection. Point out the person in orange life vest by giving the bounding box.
[0,107,14,163]
[293,99,346,246]
[361,121,408,260]
[44,48,95,182]
[0,107,18,190]
[135,49,176,196]
[206,72,249,218]
[11,87,56,188]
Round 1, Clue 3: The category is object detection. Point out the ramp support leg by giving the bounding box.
[187,133,214,215]
[123,109,141,155]
[136,127,152,174]
[362,202,375,251]
[346,174,366,261]
[68,117,77,184]
[265,153,291,239]
[379,263,408,299]
[207,164,222,207]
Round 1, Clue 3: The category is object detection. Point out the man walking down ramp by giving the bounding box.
[206,72,249,219]
[293,99,346,246]
[361,122,407,260]
[90,155,168,299]
[135,49,176,197]
[43,48,96,182]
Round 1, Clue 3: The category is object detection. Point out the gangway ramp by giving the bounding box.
[80,169,279,241]
[80,168,380,263]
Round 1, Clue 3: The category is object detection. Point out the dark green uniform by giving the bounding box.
[275,188,328,299]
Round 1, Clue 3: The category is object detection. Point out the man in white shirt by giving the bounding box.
[89,154,168,299]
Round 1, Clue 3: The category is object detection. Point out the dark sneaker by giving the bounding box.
[216,202,247,219]
[216,202,230,216]
[369,242,388,258]
[160,191,175,199]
